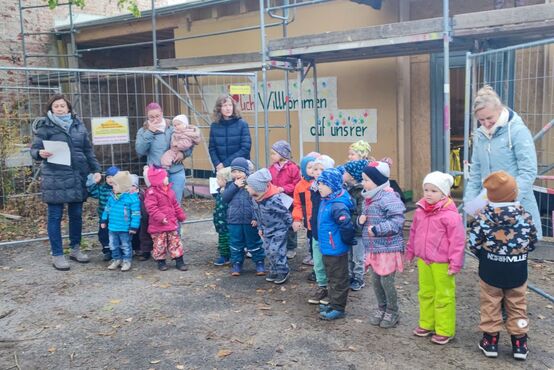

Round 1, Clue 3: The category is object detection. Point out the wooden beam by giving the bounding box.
[159,52,260,69]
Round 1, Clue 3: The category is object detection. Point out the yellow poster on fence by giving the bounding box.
[229,85,251,95]
[91,117,130,145]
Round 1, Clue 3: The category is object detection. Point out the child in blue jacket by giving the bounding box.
[316,168,356,320]
[101,171,141,272]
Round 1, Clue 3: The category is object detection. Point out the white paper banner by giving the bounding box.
[301,109,377,143]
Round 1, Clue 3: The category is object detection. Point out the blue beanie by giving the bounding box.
[106,166,120,177]
[230,157,250,176]
[300,156,316,180]
[344,159,368,183]
[363,161,390,186]
[318,168,344,194]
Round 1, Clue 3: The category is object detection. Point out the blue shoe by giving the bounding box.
[231,262,242,276]
[350,279,365,291]
[255,261,266,276]
[320,309,346,321]
[213,256,230,266]
[319,304,332,314]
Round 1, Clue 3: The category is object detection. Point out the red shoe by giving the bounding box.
[413,327,433,337]
[431,334,452,345]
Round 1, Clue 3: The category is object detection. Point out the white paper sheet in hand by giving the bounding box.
[42,140,71,166]
[463,188,488,216]
[279,194,293,209]
[209,177,218,194]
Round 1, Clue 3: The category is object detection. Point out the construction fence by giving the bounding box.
[464,38,554,237]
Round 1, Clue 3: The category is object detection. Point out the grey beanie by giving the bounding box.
[246,168,272,193]
[272,140,292,160]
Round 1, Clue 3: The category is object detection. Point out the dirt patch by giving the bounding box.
[1,206,553,369]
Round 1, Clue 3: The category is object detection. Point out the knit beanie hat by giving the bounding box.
[246,168,272,193]
[313,154,335,170]
[105,166,120,177]
[318,168,344,193]
[112,171,133,194]
[362,161,390,186]
[344,159,369,183]
[306,151,321,159]
[230,157,250,176]
[349,140,372,159]
[300,156,317,180]
[483,170,518,202]
[172,114,189,126]
[272,140,292,160]
[147,165,168,187]
[130,174,139,188]
[423,171,454,196]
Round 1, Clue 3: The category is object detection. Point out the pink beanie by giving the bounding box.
[147,165,167,187]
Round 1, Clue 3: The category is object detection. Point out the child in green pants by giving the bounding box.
[213,167,232,265]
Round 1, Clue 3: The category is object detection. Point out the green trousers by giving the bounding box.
[417,259,456,337]
[312,240,328,287]
[218,232,230,259]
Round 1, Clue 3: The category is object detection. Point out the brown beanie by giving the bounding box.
[483,171,518,203]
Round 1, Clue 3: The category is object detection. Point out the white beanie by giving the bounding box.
[313,155,335,170]
[173,114,189,126]
[423,171,454,196]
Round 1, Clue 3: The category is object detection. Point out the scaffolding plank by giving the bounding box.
[159,52,260,69]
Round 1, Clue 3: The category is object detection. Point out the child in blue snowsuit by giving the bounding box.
[247,168,293,285]
[101,171,141,272]
[87,165,119,260]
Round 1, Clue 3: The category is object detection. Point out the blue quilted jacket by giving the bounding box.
[208,118,251,167]
[101,192,141,232]
[318,190,355,256]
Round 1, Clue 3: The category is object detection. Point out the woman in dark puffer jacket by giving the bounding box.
[30,94,101,271]
[208,95,252,171]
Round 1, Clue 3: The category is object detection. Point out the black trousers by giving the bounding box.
[323,253,350,311]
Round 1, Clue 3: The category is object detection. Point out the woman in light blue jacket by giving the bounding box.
[464,85,542,239]
[135,102,192,204]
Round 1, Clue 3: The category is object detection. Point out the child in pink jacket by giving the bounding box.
[144,165,188,271]
[405,171,465,345]
[269,140,301,258]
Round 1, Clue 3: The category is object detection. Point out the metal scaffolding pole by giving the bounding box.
[313,61,320,153]
[152,0,160,99]
[259,0,270,167]
[297,58,304,159]
[443,0,451,172]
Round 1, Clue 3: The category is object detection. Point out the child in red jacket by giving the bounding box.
[269,140,301,258]
[144,165,187,271]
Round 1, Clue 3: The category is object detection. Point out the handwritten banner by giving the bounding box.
[201,77,337,113]
[301,109,377,143]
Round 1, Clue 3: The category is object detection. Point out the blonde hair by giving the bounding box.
[212,95,242,122]
[472,85,503,116]
[349,140,372,159]
[216,167,233,183]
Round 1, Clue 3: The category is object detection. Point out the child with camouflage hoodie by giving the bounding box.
[101,171,141,271]
[247,168,292,284]
[469,171,537,361]
[88,166,119,261]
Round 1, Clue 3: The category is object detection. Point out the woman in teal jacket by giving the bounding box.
[464,85,542,239]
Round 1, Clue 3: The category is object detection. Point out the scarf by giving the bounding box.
[47,111,73,132]
[361,181,390,200]
[273,160,289,171]
[148,119,166,133]
[482,107,509,138]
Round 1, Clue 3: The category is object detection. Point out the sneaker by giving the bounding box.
[265,272,277,282]
[302,255,314,266]
[121,261,132,272]
[307,271,317,282]
[69,246,90,263]
[308,287,328,304]
[431,334,452,345]
[213,256,230,266]
[320,309,346,321]
[175,256,188,271]
[319,304,332,314]
[369,309,385,326]
[157,260,168,271]
[102,249,112,261]
[231,262,242,276]
[52,255,70,271]
[350,279,365,291]
[286,249,297,259]
[273,271,290,284]
[319,296,330,305]
[255,261,266,276]
[511,334,528,360]
[413,327,434,337]
[379,311,399,328]
[108,259,122,270]
[478,333,499,358]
